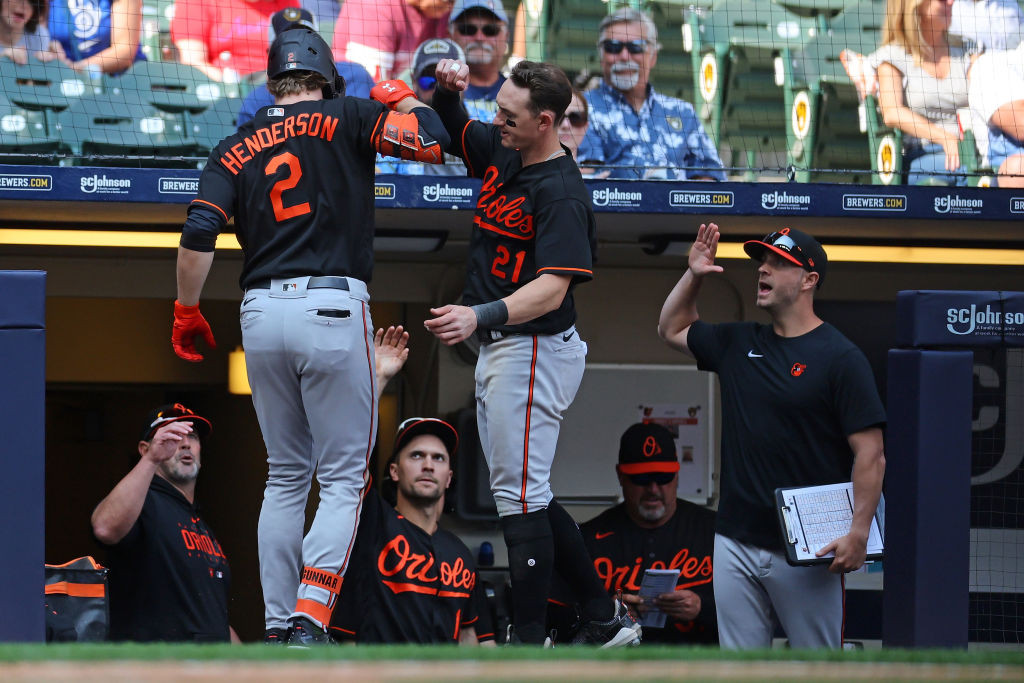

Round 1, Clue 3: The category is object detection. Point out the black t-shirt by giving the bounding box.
[103,476,231,642]
[329,491,491,644]
[580,501,718,644]
[687,321,887,549]
[181,97,445,290]
[433,88,597,335]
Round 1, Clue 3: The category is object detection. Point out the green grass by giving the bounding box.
[0,643,1022,664]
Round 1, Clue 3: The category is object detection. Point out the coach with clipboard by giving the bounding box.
[657,224,887,650]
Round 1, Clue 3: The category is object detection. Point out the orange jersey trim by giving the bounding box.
[537,266,593,276]
[300,566,344,595]
[329,626,356,636]
[46,556,104,570]
[453,609,461,641]
[437,589,473,599]
[382,580,438,596]
[190,199,229,223]
[473,215,534,241]
[45,582,105,598]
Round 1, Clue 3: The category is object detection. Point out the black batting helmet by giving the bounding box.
[267,27,345,99]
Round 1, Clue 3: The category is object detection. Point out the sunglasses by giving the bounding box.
[600,38,649,55]
[762,230,811,269]
[417,75,437,90]
[565,111,587,127]
[628,472,675,487]
[455,22,502,37]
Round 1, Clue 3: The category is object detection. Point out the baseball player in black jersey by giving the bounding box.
[91,404,236,642]
[658,223,886,649]
[579,423,717,645]
[171,28,449,645]
[424,59,639,647]
[329,414,496,645]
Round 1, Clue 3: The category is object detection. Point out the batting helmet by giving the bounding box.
[267,27,345,99]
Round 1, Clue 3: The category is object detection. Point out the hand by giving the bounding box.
[424,304,477,345]
[939,131,961,172]
[143,421,193,465]
[816,530,868,573]
[652,589,702,622]
[434,59,469,92]
[371,79,417,110]
[171,300,217,362]
[374,325,410,388]
[688,223,725,277]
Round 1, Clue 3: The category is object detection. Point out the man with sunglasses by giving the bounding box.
[447,0,509,122]
[658,223,886,649]
[426,58,640,648]
[575,422,718,644]
[577,8,725,181]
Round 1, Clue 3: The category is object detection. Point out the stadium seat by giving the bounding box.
[191,96,241,154]
[778,0,883,183]
[685,0,817,175]
[0,58,89,137]
[0,94,70,164]
[862,93,904,184]
[56,92,204,168]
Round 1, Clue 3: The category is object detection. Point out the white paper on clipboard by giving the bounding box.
[777,482,884,564]
[637,569,680,628]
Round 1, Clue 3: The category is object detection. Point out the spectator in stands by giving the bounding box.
[557,86,589,162]
[577,8,725,181]
[447,0,507,122]
[0,0,59,64]
[237,7,373,126]
[874,0,976,185]
[47,0,144,74]
[331,0,451,81]
[172,0,296,82]
[378,37,465,175]
[969,43,1024,186]
[950,0,1023,50]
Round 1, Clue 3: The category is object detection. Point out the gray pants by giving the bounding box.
[241,276,377,629]
[475,327,586,516]
[713,533,844,649]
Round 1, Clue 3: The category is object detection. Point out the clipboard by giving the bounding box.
[775,482,884,566]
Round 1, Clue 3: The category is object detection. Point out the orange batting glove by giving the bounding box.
[172,300,216,362]
[371,80,416,110]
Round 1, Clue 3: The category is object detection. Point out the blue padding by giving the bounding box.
[0,328,45,642]
[0,271,46,329]
[883,349,973,648]
[896,290,1024,348]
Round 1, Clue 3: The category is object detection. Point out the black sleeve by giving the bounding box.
[328,491,384,640]
[832,347,887,434]
[181,153,234,252]
[430,86,471,157]
[469,578,496,643]
[686,321,743,372]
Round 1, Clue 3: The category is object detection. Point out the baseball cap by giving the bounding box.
[268,7,317,45]
[615,423,679,475]
[411,39,465,78]
[140,403,212,442]
[743,227,828,288]
[449,0,509,25]
[393,417,459,460]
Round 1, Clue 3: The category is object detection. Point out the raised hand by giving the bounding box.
[374,325,410,389]
[689,223,725,277]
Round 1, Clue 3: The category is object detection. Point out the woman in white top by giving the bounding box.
[875,0,977,185]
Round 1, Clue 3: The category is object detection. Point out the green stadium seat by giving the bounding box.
[778,0,883,183]
[0,58,89,136]
[685,0,817,174]
[862,93,903,184]
[56,92,203,168]
[191,96,241,154]
[0,94,70,164]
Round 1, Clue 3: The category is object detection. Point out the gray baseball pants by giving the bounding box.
[241,276,377,630]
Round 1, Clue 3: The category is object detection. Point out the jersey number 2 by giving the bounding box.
[491,246,526,283]
[265,152,311,222]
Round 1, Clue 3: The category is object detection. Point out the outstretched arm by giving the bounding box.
[374,325,410,398]
[657,223,724,354]
[91,421,194,544]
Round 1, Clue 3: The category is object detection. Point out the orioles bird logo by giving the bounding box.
[791,363,807,377]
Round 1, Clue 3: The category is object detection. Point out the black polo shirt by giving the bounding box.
[103,475,231,642]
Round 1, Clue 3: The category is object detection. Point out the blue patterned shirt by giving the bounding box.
[579,80,726,181]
